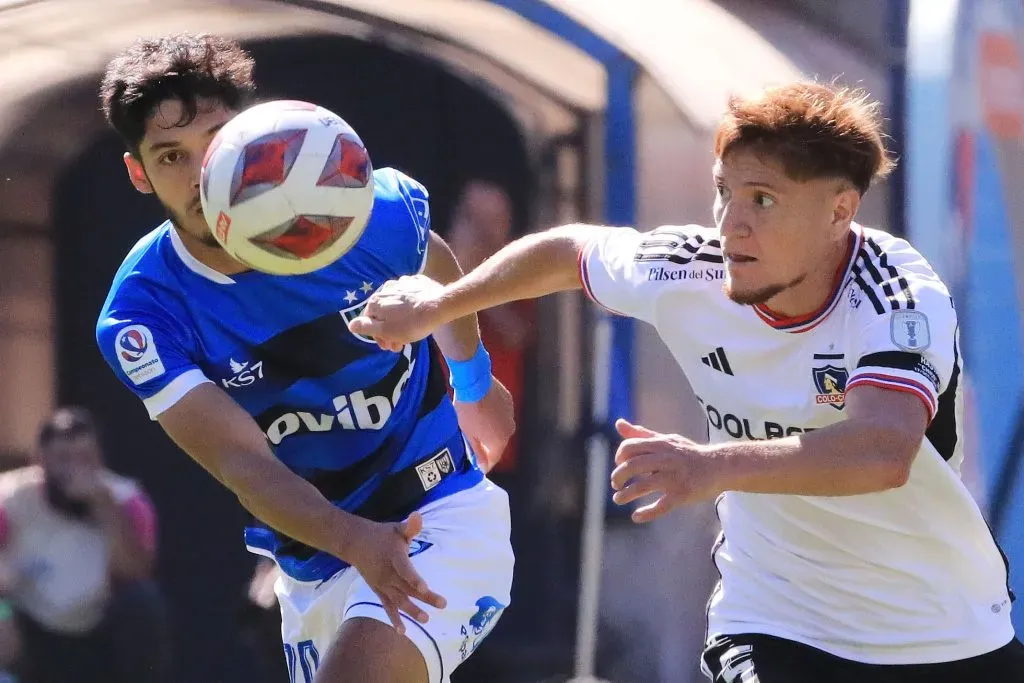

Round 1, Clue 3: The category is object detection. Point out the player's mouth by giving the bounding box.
[725,253,757,264]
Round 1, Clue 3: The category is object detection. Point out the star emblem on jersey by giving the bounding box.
[812,364,848,410]
[230,129,307,206]
[250,215,353,260]
[340,283,381,344]
[316,133,371,188]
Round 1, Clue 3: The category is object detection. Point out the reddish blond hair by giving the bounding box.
[714,82,895,194]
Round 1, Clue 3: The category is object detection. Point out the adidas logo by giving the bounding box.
[700,347,733,375]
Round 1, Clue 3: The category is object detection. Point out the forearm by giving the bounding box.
[436,224,598,326]
[424,232,481,362]
[713,418,918,496]
[215,449,362,562]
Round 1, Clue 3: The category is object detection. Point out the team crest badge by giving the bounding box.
[339,281,378,344]
[812,365,848,410]
[340,299,374,344]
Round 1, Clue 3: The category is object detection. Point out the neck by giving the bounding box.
[762,229,852,319]
[175,226,249,275]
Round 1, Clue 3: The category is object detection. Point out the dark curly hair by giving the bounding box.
[100,32,256,153]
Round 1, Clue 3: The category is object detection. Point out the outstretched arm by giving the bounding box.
[350,224,609,346]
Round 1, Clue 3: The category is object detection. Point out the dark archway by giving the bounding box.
[53,34,533,683]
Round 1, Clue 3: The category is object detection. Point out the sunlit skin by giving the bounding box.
[123,97,245,275]
[714,148,861,318]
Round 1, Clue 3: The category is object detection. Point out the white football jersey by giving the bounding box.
[580,223,1014,664]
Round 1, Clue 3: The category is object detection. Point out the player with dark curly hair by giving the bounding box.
[96,33,515,683]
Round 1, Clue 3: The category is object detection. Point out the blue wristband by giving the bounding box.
[446,341,493,403]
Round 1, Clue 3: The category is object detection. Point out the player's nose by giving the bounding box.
[718,207,752,239]
[188,157,203,190]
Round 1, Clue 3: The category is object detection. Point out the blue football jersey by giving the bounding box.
[96,168,482,581]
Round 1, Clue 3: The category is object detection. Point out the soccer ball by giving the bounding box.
[199,99,375,275]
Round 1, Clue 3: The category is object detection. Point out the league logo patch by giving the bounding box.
[891,310,930,352]
[115,324,166,386]
[812,364,848,411]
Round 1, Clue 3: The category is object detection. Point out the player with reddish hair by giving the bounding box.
[353,82,1024,682]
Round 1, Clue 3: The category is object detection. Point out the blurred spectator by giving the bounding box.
[448,179,535,473]
[0,407,168,683]
[238,557,289,683]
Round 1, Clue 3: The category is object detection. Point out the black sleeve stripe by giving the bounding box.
[869,238,916,310]
[925,336,961,463]
[857,351,923,371]
[635,232,724,265]
[864,237,917,310]
[638,238,704,256]
[851,273,886,314]
[858,350,941,392]
[851,240,916,313]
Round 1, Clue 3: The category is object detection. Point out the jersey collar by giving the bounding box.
[751,224,862,334]
[168,223,236,285]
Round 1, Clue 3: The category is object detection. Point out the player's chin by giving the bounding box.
[723,278,774,306]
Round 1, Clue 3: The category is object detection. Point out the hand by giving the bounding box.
[609,419,724,523]
[345,512,447,634]
[454,378,516,473]
[348,275,448,351]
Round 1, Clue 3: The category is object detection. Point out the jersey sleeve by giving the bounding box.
[844,271,958,423]
[579,224,720,324]
[96,309,211,420]
[361,167,432,278]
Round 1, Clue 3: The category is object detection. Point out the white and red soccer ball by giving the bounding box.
[200,100,375,275]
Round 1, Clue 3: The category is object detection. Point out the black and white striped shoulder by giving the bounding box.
[848,227,948,316]
[633,224,723,267]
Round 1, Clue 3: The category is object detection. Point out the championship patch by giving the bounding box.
[890,310,930,351]
[115,324,166,386]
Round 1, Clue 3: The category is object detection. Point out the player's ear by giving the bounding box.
[831,185,860,229]
[124,152,154,194]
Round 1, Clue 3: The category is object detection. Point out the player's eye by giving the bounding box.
[714,182,730,201]
[159,150,185,166]
[754,192,775,208]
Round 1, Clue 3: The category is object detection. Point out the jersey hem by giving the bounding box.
[247,467,484,583]
[143,369,211,419]
[706,621,1016,665]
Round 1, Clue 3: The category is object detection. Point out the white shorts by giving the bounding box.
[274,479,514,683]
